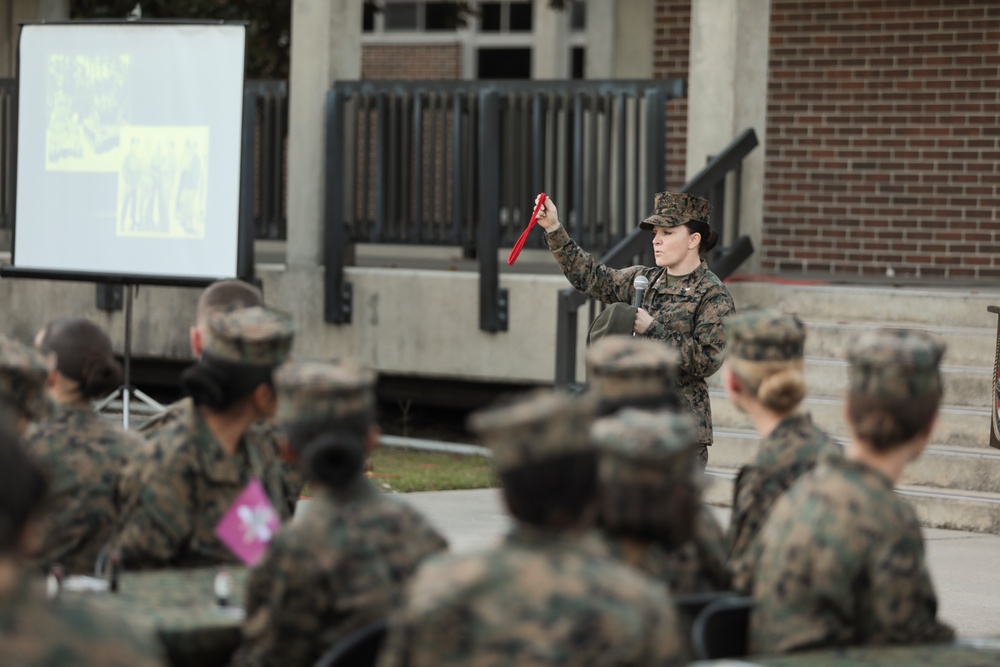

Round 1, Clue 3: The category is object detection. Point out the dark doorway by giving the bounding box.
[477,48,531,79]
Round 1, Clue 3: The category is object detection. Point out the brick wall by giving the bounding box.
[653,0,691,191]
[362,43,462,80]
[763,1,1000,278]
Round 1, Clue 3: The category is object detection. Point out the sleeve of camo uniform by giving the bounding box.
[643,589,690,667]
[868,522,955,645]
[115,447,196,569]
[645,284,734,379]
[231,542,330,667]
[544,225,645,305]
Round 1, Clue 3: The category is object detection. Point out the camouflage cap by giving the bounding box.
[0,334,49,420]
[638,191,711,231]
[847,328,945,400]
[467,390,595,473]
[586,336,679,402]
[592,408,699,484]
[275,359,377,424]
[725,309,806,362]
[203,306,295,366]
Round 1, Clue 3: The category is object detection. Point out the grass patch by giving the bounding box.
[369,447,496,493]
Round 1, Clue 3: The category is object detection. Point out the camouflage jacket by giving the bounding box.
[114,404,292,570]
[0,576,167,667]
[134,397,303,515]
[750,457,955,654]
[545,226,734,444]
[231,479,448,667]
[604,504,730,596]
[376,525,687,667]
[25,404,147,575]
[728,412,841,594]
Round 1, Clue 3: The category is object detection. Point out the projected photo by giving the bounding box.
[46,54,132,172]
[116,126,210,239]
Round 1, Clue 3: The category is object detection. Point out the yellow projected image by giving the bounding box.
[116,126,210,239]
[46,54,131,172]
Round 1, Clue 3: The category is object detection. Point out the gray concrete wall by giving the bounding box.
[0,265,591,386]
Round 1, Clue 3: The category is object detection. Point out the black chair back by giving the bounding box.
[313,619,388,667]
[691,596,755,660]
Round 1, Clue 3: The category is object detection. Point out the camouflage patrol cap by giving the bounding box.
[592,408,699,485]
[586,336,679,402]
[203,306,295,366]
[725,309,806,362]
[847,329,944,400]
[638,191,712,231]
[275,359,377,424]
[468,390,595,472]
[0,334,49,420]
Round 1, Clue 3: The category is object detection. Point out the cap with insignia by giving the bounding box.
[592,408,699,485]
[203,306,295,366]
[275,359,377,425]
[0,334,49,420]
[848,329,944,401]
[638,191,712,231]
[468,390,594,473]
[725,309,806,362]
[586,336,679,404]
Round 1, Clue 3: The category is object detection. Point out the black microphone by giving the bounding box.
[633,275,649,309]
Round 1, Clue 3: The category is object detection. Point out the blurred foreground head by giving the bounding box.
[585,336,681,416]
[846,329,944,452]
[592,408,700,549]
[469,390,597,530]
[0,411,48,558]
[723,308,808,415]
[274,358,378,488]
[0,334,48,432]
[191,279,264,357]
[36,317,122,402]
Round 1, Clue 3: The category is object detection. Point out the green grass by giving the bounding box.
[368,447,497,493]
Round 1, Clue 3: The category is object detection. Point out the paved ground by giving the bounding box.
[400,487,1000,638]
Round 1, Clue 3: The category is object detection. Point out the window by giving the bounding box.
[367,1,460,33]
[478,48,531,79]
[480,2,502,32]
[570,1,586,31]
[478,1,532,33]
[363,3,376,32]
[571,47,585,79]
[384,2,419,31]
[508,2,533,32]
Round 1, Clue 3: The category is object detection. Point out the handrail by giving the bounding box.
[554,128,759,386]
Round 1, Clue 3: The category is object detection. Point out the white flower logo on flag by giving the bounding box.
[237,504,277,544]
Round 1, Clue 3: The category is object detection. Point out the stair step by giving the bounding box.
[728,283,1000,329]
[804,320,997,370]
[706,358,992,408]
[711,430,1000,495]
[703,466,1000,534]
[710,390,993,449]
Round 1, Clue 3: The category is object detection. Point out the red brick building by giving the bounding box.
[364,0,999,280]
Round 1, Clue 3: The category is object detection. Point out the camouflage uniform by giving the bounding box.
[0,578,167,667]
[0,334,49,430]
[133,398,303,516]
[723,311,841,593]
[377,391,687,667]
[750,330,955,654]
[25,405,148,575]
[115,307,295,570]
[587,338,730,593]
[232,360,448,667]
[545,191,734,452]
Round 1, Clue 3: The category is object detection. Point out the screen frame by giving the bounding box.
[1,19,255,287]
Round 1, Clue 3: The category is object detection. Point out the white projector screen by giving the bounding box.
[11,22,247,283]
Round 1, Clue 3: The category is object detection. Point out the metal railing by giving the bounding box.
[0,77,288,241]
[0,79,15,233]
[323,79,687,329]
[554,128,759,386]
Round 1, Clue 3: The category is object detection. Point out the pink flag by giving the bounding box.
[215,478,280,566]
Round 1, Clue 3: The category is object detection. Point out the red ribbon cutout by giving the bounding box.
[507,193,547,266]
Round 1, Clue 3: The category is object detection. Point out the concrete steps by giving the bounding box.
[713,282,1000,533]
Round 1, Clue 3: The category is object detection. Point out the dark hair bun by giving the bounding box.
[300,433,365,487]
[180,363,229,410]
[701,229,720,253]
[79,353,122,398]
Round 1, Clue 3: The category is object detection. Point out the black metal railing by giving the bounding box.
[554,128,759,386]
[323,79,687,329]
[0,77,288,241]
[0,79,15,234]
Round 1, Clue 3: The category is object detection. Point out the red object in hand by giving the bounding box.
[507,193,547,266]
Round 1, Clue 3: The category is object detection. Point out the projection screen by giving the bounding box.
[10,22,247,283]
